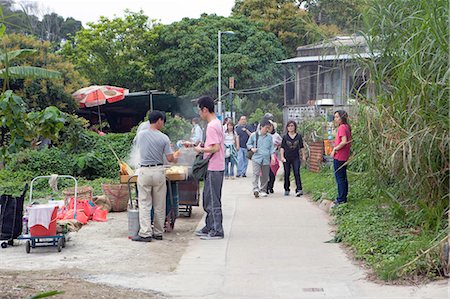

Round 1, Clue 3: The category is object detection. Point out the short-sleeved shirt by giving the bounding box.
[191,124,203,144]
[281,133,304,161]
[224,131,237,146]
[235,124,253,147]
[136,129,172,165]
[204,118,225,171]
[334,124,351,161]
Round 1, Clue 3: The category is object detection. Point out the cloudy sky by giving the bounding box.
[20,0,236,25]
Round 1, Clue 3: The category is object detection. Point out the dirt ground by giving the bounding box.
[0,207,203,298]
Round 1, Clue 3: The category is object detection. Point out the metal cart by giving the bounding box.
[18,175,77,253]
[127,174,178,232]
[177,175,200,217]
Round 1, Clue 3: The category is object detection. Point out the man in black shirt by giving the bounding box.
[235,115,253,177]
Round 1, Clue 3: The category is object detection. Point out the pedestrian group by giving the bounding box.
[132,95,351,242]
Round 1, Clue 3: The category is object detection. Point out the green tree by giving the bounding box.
[232,0,338,56]
[62,11,160,92]
[303,0,367,33]
[0,1,82,43]
[1,33,88,112]
[154,15,286,106]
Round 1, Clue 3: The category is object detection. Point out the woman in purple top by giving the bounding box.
[331,110,352,206]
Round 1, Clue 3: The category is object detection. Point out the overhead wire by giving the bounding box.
[219,65,341,99]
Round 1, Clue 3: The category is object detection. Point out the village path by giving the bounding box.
[88,175,448,299]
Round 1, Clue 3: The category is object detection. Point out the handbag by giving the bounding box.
[225,146,231,158]
[192,152,215,181]
[246,133,259,160]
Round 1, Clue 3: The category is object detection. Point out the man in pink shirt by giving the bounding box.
[194,96,225,240]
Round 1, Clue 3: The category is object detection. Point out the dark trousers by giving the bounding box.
[267,169,275,192]
[202,170,224,236]
[334,159,348,203]
[283,158,302,192]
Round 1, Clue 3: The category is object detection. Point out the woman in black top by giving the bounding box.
[280,120,305,197]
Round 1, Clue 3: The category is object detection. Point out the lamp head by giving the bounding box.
[222,31,235,35]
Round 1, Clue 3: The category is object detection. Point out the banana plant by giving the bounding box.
[0,23,61,91]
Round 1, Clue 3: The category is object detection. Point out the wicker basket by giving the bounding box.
[63,186,93,206]
[101,184,129,212]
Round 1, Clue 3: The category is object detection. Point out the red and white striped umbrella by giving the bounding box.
[72,85,129,108]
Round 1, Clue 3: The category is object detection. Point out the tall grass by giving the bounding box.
[356,0,449,230]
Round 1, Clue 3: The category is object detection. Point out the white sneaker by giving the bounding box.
[260,191,268,197]
[296,190,303,197]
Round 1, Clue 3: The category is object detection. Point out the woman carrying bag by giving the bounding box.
[280,120,305,197]
[224,121,239,179]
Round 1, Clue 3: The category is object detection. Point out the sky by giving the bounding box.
[19,0,236,25]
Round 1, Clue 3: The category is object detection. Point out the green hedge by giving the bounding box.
[5,132,135,181]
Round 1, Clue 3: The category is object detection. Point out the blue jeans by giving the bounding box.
[225,157,235,177]
[334,159,348,203]
[237,148,248,176]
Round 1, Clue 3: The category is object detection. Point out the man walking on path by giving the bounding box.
[247,119,274,198]
[194,96,225,240]
[235,115,253,177]
[133,110,177,242]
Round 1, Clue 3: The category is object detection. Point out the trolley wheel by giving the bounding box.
[1,242,7,249]
[62,237,66,248]
[187,206,192,217]
[57,238,62,252]
[26,241,31,254]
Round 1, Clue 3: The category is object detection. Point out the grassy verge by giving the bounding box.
[301,167,447,281]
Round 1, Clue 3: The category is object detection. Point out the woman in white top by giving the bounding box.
[190,117,203,145]
[224,122,240,179]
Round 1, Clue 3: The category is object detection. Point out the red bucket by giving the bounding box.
[29,206,58,237]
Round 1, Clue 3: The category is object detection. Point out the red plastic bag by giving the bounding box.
[68,198,96,219]
[63,209,89,224]
[92,208,108,222]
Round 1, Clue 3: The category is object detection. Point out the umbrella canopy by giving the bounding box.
[72,85,129,108]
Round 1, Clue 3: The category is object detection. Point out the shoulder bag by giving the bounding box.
[192,152,215,181]
[246,133,259,160]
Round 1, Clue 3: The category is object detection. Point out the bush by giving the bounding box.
[6,132,135,180]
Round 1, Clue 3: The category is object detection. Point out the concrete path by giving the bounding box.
[88,175,448,298]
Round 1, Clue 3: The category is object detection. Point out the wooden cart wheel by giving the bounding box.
[1,242,7,249]
[26,241,31,254]
[57,238,62,252]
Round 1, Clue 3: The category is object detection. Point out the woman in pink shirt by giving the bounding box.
[331,110,352,206]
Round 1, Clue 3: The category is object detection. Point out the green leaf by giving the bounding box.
[0,49,37,64]
[0,66,61,80]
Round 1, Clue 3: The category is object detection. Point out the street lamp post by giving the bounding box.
[218,30,234,120]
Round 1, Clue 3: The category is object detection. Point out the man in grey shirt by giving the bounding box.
[133,110,177,242]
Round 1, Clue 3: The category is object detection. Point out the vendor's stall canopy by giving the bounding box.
[76,91,197,133]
